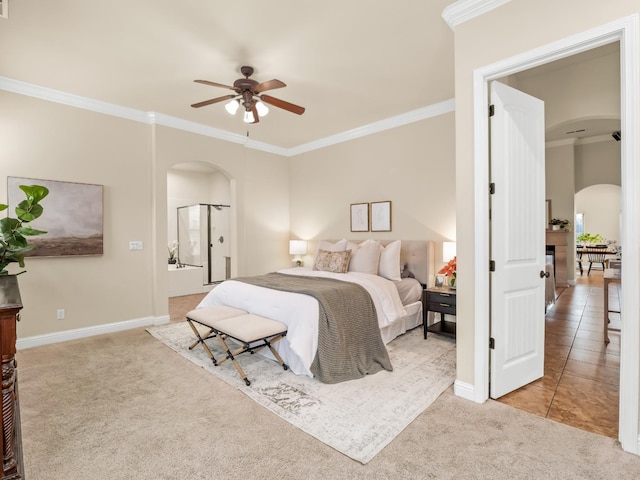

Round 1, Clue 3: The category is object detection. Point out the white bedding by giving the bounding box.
[196,267,410,378]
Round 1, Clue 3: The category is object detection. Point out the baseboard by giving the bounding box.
[453,379,480,402]
[16,315,171,350]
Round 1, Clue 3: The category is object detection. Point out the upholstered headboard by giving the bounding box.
[310,239,435,287]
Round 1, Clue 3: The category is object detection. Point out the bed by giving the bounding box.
[196,239,435,382]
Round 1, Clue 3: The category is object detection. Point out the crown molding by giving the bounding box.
[0,75,149,123]
[286,98,455,156]
[0,75,454,157]
[442,0,511,30]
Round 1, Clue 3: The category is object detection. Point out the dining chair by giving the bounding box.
[587,246,607,275]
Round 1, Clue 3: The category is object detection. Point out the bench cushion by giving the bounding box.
[215,314,287,343]
[187,305,248,327]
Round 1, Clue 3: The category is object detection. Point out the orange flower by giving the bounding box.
[438,256,457,277]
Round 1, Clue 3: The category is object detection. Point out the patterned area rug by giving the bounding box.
[147,322,456,464]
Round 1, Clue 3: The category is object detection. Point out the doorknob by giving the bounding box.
[540,270,550,278]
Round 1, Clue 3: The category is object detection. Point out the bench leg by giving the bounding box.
[186,319,218,364]
[215,334,252,386]
[265,334,289,371]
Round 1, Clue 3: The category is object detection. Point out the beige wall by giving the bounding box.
[546,142,576,282]
[575,184,621,244]
[453,0,639,388]
[1,90,153,337]
[289,112,456,267]
[575,139,622,191]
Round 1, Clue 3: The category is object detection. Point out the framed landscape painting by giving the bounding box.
[8,177,104,257]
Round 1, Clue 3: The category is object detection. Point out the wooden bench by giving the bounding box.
[186,306,289,386]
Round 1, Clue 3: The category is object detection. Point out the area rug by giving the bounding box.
[147,322,456,464]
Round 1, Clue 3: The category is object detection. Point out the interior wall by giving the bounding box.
[289,112,456,268]
[452,0,639,388]
[1,90,153,338]
[575,139,622,191]
[575,184,621,244]
[546,142,576,282]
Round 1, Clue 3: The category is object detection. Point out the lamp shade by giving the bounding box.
[289,240,307,255]
[443,241,456,262]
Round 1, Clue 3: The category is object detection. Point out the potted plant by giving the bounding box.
[0,185,49,275]
[550,218,570,231]
[576,232,605,247]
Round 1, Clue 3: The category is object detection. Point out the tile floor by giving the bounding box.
[497,269,621,438]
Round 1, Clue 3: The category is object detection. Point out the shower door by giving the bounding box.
[177,204,230,284]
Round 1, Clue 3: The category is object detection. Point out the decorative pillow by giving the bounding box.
[348,240,381,274]
[378,240,402,281]
[313,249,352,273]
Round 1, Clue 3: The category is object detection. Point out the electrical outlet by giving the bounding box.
[57,308,65,320]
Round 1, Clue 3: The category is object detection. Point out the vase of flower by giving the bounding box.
[438,256,457,290]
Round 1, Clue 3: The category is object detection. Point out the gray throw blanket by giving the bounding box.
[233,272,392,383]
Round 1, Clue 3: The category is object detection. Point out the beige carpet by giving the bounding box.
[16,327,640,480]
[147,322,456,463]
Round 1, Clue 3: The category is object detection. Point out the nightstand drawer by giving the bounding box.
[427,301,456,316]
[426,291,457,307]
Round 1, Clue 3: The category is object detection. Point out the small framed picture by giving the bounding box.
[371,200,392,232]
[435,274,446,288]
[350,203,369,232]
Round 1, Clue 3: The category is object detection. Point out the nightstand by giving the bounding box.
[423,286,456,339]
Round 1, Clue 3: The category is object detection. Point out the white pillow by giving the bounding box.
[378,240,402,281]
[348,240,381,274]
[317,239,347,253]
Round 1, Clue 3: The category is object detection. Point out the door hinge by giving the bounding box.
[489,104,495,117]
[489,182,495,194]
[490,337,495,349]
[489,260,495,272]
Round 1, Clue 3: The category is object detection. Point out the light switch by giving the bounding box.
[129,241,143,250]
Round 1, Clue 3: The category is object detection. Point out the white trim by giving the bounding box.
[0,76,454,157]
[453,379,476,402]
[0,76,150,124]
[472,14,640,455]
[287,99,455,156]
[16,315,170,350]
[442,0,511,30]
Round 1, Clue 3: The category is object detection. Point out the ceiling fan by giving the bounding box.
[191,65,305,124]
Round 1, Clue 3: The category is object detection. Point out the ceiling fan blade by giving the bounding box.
[260,95,305,115]
[191,94,236,108]
[254,79,286,93]
[250,104,260,124]
[194,79,236,91]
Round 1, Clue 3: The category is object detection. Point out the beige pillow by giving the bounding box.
[313,249,352,273]
[378,240,402,281]
[348,240,381,274]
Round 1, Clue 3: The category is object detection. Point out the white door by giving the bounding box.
[490,81,546,399]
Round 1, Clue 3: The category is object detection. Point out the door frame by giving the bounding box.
[471,15,639,454]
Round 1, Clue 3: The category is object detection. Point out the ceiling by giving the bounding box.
[0,0,456,149]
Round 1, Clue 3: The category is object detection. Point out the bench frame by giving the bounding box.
[186,310,289,386]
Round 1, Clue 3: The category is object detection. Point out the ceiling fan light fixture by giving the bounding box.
[224,99,240,115]
[243,109,256,124]
[255,101,269,117]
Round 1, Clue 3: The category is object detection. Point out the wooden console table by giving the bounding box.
[0,276,24,479]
